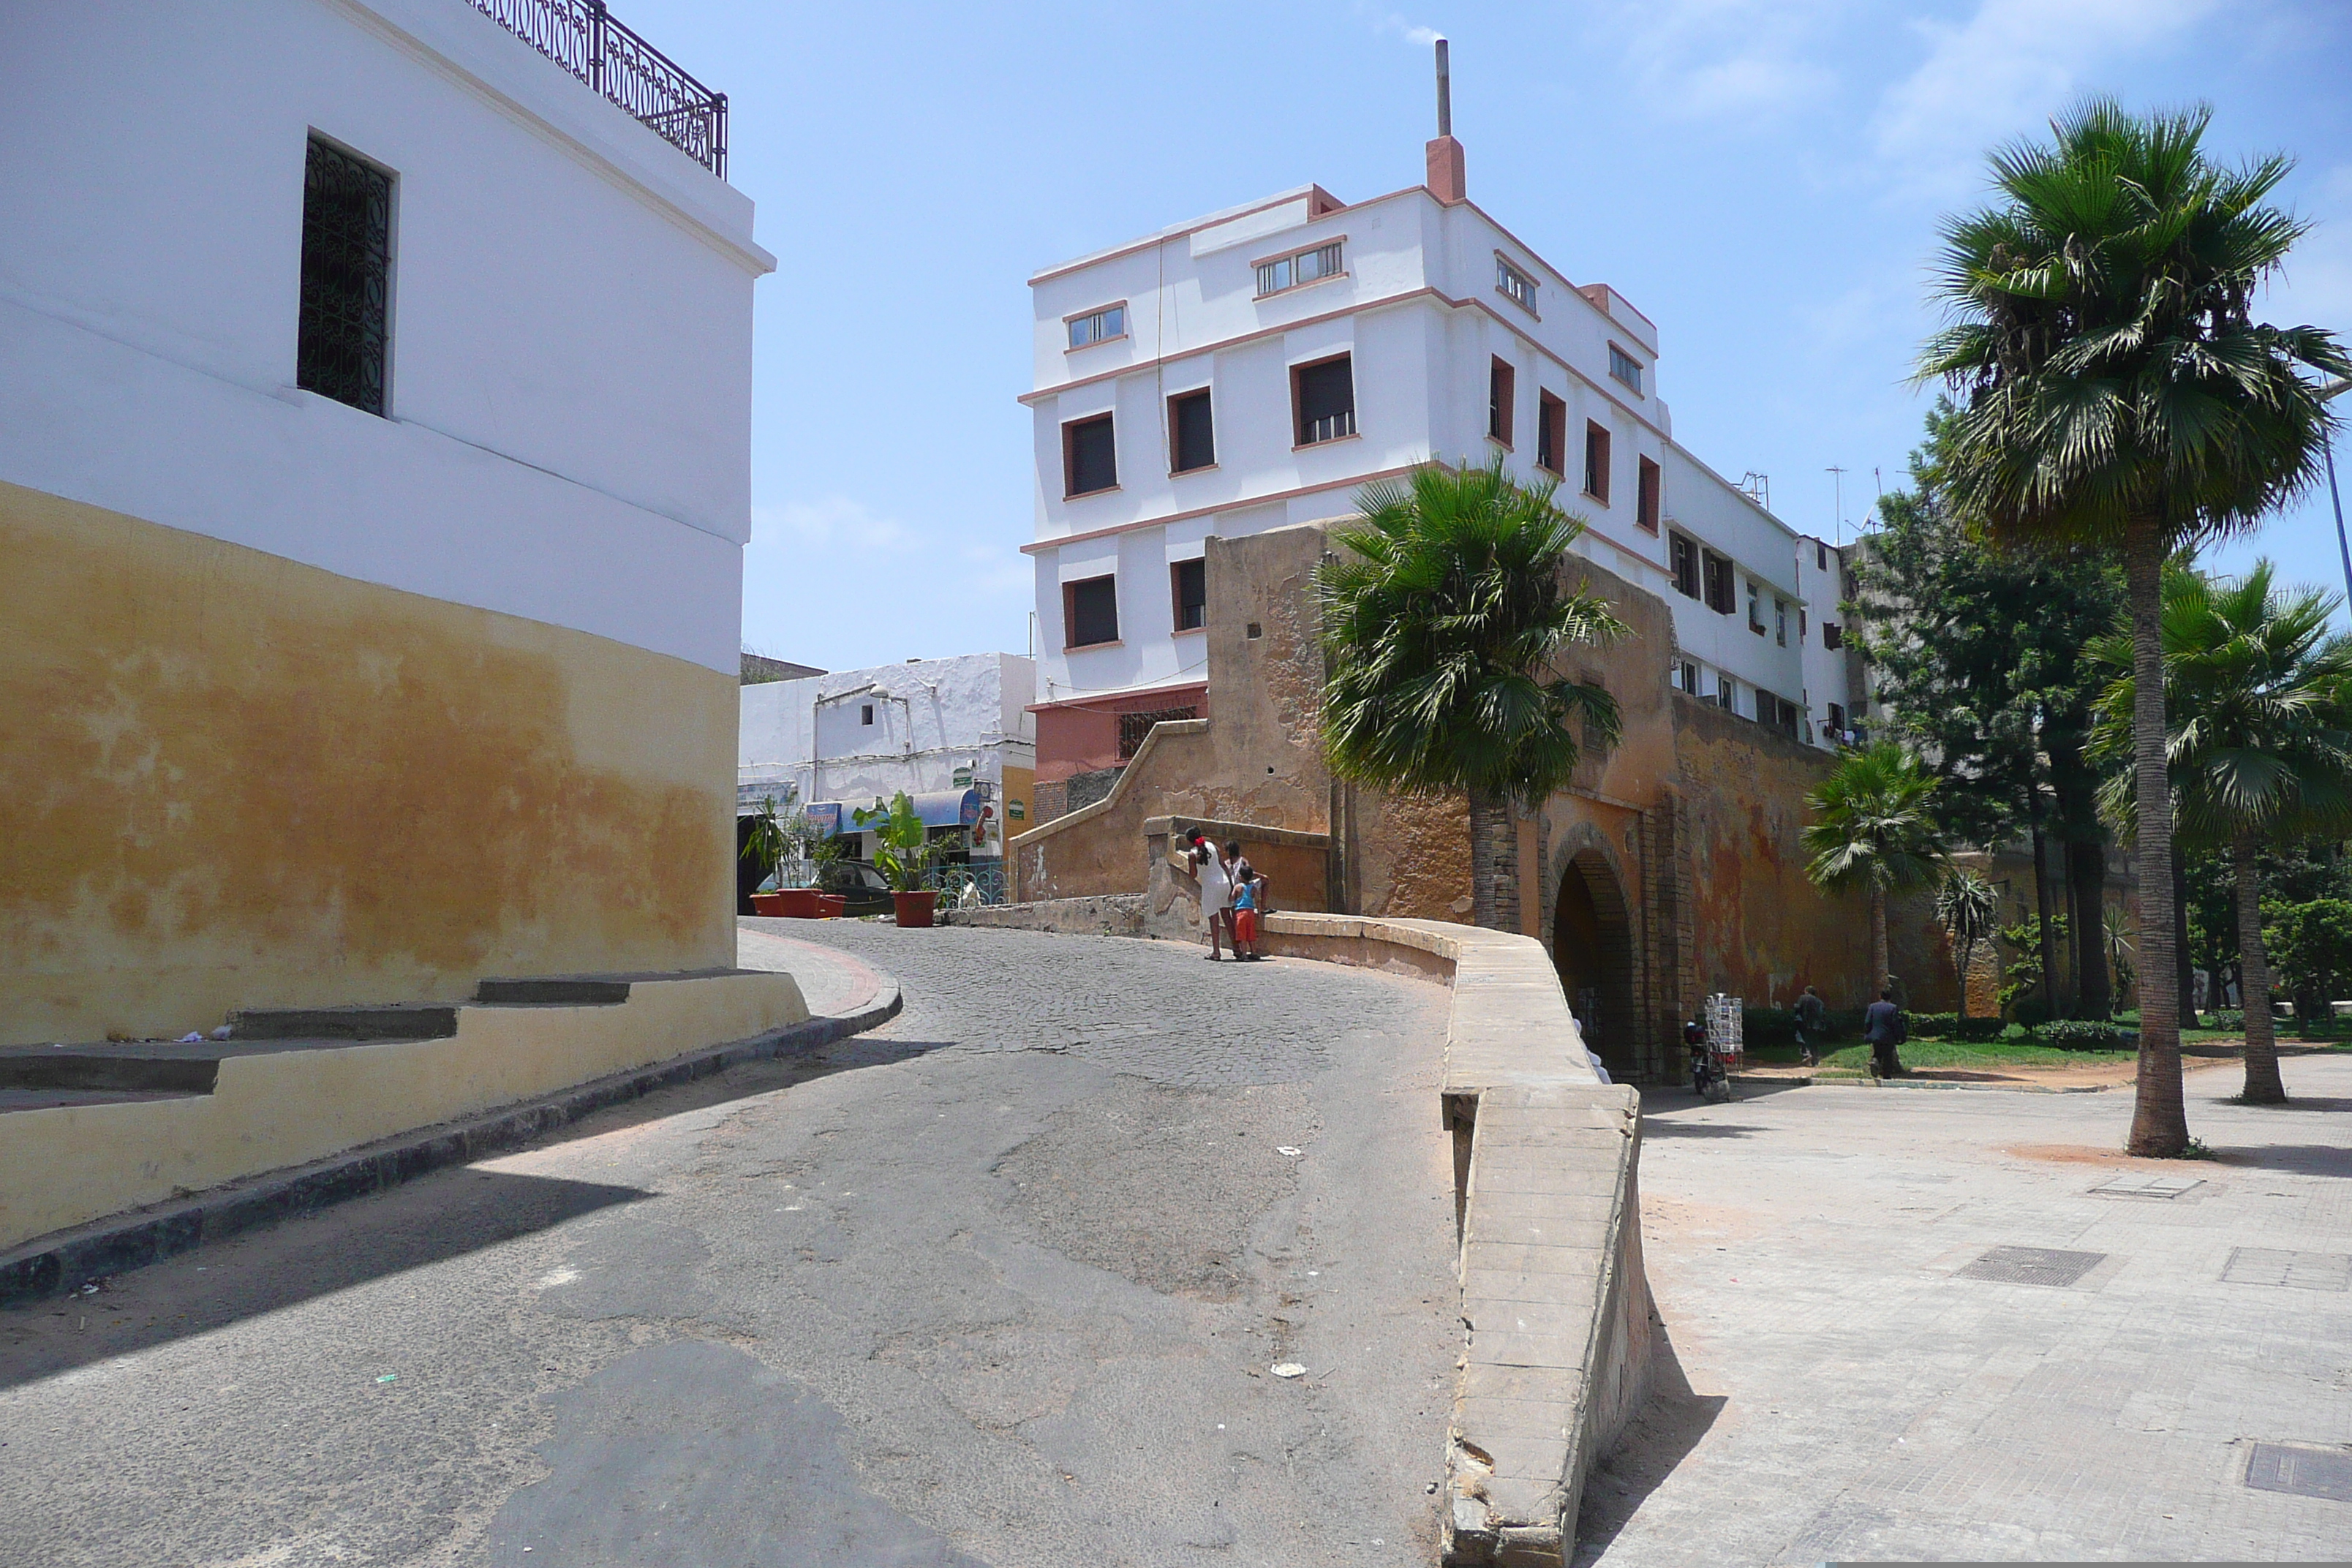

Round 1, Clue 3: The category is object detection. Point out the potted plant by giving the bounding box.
[853,791,943,927]
[742,791,829,917]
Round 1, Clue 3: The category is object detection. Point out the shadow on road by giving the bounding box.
[0,1033,954,1392]
[1573,1321,1725,1564]
[2211,1143,2352,1177]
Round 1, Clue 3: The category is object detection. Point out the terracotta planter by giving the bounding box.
[750,889,821,919]
[892,890,938,928]
[815,894,846,919]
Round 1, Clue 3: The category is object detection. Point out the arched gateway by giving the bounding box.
[1552,847,1639,1079]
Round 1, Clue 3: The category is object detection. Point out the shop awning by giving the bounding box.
[817,791,981,834]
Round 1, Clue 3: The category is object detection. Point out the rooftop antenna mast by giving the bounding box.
[1826,465,1847,546]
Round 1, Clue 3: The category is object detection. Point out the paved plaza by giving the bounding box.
[1,923,1460,1567]
[1585,1057,2352,1564]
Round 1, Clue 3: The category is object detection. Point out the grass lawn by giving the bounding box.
[1747,1039,2117,1071]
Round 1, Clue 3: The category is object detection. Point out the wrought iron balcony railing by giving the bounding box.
[469,0,728,178]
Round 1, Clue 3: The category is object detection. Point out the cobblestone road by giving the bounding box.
[1,922,1458,1567]
[1585,1055,2352,1564]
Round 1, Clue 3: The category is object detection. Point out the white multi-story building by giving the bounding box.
[1022,108,1842,795]
[738,654,1038,867]
[0,0,774,1042]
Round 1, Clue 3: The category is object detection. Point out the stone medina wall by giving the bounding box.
[1,484,739,1047]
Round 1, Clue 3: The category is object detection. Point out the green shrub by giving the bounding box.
[1910,1011,1956,1038]
[2036,1018,2133,1051]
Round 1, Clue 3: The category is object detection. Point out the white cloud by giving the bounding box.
[1596,0,1843,123]
[1871,0,2223,200]
[1365,8,1445,48]
[750,494,916,552]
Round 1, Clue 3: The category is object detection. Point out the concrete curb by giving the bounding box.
[0,983,902,1308]
[1734,1073,2108,1096]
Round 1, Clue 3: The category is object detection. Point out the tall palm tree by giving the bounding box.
[1921,101,2351,1154]
[1803,742,1950,1001]
[2092,561,2352,1103]
[1319,457,1624,932]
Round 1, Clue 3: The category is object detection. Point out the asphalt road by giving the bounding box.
[1,921,1460,1567]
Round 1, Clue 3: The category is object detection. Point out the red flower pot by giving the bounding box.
[751,889,821,919]
[892,890,938,928]
[815,894,846,919]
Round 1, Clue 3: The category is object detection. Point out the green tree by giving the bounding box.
[1855,400,2126,1017]
[1920,101,2351,1154]
[2093,562,2352,1101]
[1803,743,1950,999]
[1318,459,1624,932]
[1934,868,2000,1021]
[2266,897,2352,1031]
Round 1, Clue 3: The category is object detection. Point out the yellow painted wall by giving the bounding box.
[0,481,739,1047]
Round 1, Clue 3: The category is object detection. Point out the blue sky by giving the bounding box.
[617,1,2352,672]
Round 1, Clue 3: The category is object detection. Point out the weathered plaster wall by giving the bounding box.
[1,486,737,1046]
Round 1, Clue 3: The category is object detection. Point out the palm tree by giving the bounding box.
[1319,457,1624,932]
[1920,101,2351,1154]
[1935,869,2000,1022]
[2092,562,2352,1103]
[1803,743,1950,1001]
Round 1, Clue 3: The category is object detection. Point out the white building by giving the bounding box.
[1022,99,1842,796]
[0,0,774,1042]
[738,655,1038,866]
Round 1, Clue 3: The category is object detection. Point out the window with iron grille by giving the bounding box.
[1294,355,1356,445]
[1256,241,1343,297]
[297,136,393,416]
[1119,706,1197,758]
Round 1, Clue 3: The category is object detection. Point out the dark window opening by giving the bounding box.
[1294,355,1356,445]
[1702,551,1735,614]
[1537,391,1567,475]
[1583,421,1611,503]
[298,135,393,416]
[1827,701,1847,734]
[1488,358,1515,447]
[1670,533,1700,599]
[1170,390,1215,472]
[1119,706,1199,759]
[1065,575,1119,648]
[1171,559,1206,632]
[1823,621,1844,650]
[1817,541,1829,571]
[1637,456,1661,532]
[1064,413,1117,497]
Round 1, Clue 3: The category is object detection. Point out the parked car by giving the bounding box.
[817,859,895,917]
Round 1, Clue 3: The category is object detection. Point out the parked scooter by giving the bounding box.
[1685,1018,1733,1102]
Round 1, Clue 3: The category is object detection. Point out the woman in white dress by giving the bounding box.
[1177,829,1234,960]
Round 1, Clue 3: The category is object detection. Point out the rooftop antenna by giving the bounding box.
[1435,37,1452,136]
[1826,465,1848,545]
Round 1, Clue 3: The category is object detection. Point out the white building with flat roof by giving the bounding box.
[1022,89,1840,799]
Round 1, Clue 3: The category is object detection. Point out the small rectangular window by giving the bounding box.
[1823,621,1844,650]
[1703,551,1735,614]
[1294,354,1356,445]
[1670,534,1700,599]
[1169,389,1215,473]
[1747,581,1765,635]
[1256,241,1344,297]
[1637,456,1661,533]
[1828,701,1846,734]
[1496,255,1538,315]
[1537,391,1567,475]
[1716,677,1735,711]
[1775,597,1789,647]
[1817,541,1829,572]
[1067,303,1126,350]
[298,135,394,417]
[1171,559,1207,633]
[1799,607,1809,639]
[1065,575,1120,648]
[1488,358,1515,448]
[1674,660,1698,694]
[1608,344,1644,394]
[860,704,875,725]
[1063,412,1117,497]
[1583,421,1611,503]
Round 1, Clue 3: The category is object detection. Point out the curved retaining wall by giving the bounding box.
[1257,913,1655,1567]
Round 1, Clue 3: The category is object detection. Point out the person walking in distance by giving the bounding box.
[1793,984,1827,1068]
[1861,986,1906,1078]
[1174,829,1233,960]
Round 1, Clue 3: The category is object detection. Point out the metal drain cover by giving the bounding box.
[2090,1173,2203,1199]
[1956,1245,2107,1287]
[2247,1442,2352,1502]
[2223,1248,2352,1292]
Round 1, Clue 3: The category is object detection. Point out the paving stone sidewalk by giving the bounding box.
[1583,1055,2352,1564]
